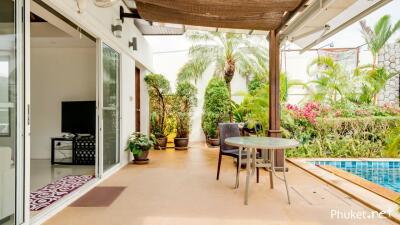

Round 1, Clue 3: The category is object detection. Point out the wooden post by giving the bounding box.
[268,30,284,167]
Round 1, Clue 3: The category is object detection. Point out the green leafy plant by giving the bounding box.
[202,77,230,139]
[360,15,400,67]
[383,126,400,157]
[282,102,400,158]
[234,72,307,135]
[126,132,154,156]
[173,82,198,138]
[178,31,267,122]
[350,66,397,105]
[307,56,349,104]
[144,73,171,138]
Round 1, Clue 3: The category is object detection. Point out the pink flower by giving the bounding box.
[286,102,320,124]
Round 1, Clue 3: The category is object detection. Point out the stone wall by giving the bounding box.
[377,43,400,106]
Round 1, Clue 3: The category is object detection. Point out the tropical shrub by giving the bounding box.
[234,72,306,134]
[282,102,400,158]
[384,126,400,157]
[307,56,349,104]
[178,31,267,122]
[202,77,230,138]
[144,73,171,138]
[360,14,400,67]
[173,82,198,138]
[236,84,269,135]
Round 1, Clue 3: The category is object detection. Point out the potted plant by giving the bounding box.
[173,82,198,150]
[126,132,155,164]
[145,73,171,149]
[202,77,230,146]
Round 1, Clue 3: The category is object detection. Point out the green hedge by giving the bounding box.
[284,116,400,158]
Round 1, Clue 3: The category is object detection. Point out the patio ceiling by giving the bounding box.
[280,0,392,50]
[134,0,303,31]
[123,0,392,50]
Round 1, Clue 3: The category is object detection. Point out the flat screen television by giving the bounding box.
[62,101,96,135]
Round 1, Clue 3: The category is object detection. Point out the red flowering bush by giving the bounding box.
[286,102,321,124]
[282,101,400,158]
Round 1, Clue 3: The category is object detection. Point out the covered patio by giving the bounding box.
[39,0,397,224]
[44,144,396,225]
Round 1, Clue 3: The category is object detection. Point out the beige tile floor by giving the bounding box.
[45,144,396,225]
[30,159,95,191]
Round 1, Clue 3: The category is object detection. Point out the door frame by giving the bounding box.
[135,67,141,132]
[21,0,125,223]
[25,2,101,222]
[21,0,29,223]
[97,41,122,178]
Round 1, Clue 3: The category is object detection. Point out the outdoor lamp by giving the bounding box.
[129,37,137,51]
[75,0,88,13]
[111,18,123,38]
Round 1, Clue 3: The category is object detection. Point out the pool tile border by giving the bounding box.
[288,158,400,224]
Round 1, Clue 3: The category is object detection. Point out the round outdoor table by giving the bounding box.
[225,136,299,205]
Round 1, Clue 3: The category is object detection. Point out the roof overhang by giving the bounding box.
[280,0,392,51]
[122,0,392,47]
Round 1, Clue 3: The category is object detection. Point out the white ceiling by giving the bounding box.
[30,0,95,48]
[30,23,95,48]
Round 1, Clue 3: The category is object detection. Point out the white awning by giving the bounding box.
[280,0,392,51]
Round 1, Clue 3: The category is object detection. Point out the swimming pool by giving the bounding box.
[311,160,400,193]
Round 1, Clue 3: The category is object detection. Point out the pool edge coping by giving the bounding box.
[287,158,400,224]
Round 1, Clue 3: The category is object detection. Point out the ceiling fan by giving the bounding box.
[94,0,121,8]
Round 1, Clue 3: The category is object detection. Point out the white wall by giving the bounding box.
[30,47,96,159]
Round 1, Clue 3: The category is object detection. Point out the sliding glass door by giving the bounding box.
[101,44,120,172]
[0,0,24,224]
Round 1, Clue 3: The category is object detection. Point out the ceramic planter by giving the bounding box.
[154,136,167,150]
[133,150,149,164]
[174,137,189,150]
[209,138,220,147]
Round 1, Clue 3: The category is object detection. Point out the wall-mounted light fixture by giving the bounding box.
[129,37,137,51]
[120,6,141,23]
[75,0,88,13]
[111,18,123,38]
[94,0,120,8]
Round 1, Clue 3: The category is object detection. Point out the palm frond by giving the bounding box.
[177,58,211,83]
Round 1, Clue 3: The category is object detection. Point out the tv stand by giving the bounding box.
[51,136,95,165]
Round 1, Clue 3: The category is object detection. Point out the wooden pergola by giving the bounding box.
[133,0,307,166]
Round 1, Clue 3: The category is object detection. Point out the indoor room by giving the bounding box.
[29,2,96,215]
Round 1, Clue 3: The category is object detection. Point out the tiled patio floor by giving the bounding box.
[45,144,395,225]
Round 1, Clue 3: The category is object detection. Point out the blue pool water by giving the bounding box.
[311,161,400,193]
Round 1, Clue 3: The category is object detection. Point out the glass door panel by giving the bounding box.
[0,0,23,224]
[101,44,120,172]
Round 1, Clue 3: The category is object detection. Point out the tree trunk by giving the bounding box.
[224,59,235,123]
[227,81,233,122]
[372,53,378,105]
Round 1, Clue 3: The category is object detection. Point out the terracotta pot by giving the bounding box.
[174,137,189,150]
[154,136,167,150]
[209,138,220,147]
[133,150,149,164]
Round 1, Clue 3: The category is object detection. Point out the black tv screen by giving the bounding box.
[62,101,96,135]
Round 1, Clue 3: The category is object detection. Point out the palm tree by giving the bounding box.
[360,15,400,67]
[348,65,398,104]
[178,31,266,122]
[307,56,349,104]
